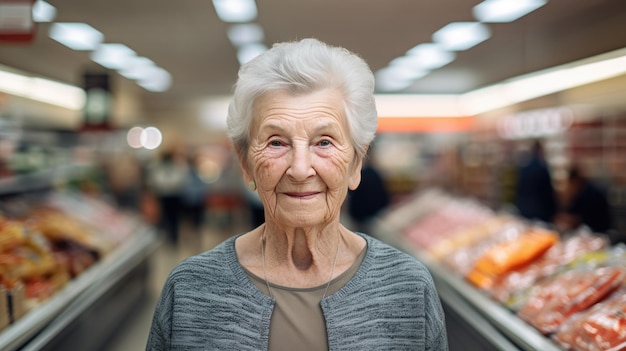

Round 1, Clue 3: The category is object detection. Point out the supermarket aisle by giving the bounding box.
[101,216,244,351]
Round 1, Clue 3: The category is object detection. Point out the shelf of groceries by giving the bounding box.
[375,189,626,351]
[0,188,159,351]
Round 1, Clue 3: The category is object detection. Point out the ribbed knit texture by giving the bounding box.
[146,233,448,350]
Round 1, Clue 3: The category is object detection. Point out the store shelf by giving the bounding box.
[0,164,93,196]
[375,225,565,351]
[0,224,160,351]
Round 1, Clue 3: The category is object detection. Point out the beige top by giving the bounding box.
[244,246,366,351]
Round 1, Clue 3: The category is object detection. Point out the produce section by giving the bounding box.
[0,129,159,350]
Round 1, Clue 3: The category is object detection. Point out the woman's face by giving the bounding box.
[244,88,362,228]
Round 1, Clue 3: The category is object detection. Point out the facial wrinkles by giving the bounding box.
[248,91,356,227]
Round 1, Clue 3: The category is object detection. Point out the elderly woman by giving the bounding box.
[147,38,448,350]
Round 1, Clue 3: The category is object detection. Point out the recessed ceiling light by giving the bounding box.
[49,22,103,51]
[433,22,491,51]
[212,0,257,23]
[91,43,136,70]
[119,56,155,80]
[237,43,267,65]
[404,43,456,70]
[473,0,547,23]
[375,66,429,92]
[32,0,56,23]
[138,67,172,92]
[227,23,264,47]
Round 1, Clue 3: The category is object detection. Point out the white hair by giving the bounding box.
[226,38,378,160]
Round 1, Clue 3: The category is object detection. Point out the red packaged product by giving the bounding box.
[517,266,625,334]
[553,289,626,351]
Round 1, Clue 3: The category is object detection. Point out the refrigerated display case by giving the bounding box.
[0,129,160,351]
[372,189,623,351]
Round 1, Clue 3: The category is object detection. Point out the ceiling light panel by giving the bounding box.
[433,22,491,51]
[91,43,136,70]
[473,0,547,23]
[119,56,157,81]
[49,22,103,50]
[212,0,257,23]
[237,43,267,65]
[404,43,456,70]
[32,0,56,23]
[227,23,264,46]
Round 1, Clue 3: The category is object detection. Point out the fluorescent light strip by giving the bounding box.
[473,0,547,23]
[460,48,626,115]
[0,68,85,110]
[227,23,264,46]
[91,43,136,70]
[212,0,257,23]
[49,22,103,51]
[433,22,491,51]
[32,0,56,23]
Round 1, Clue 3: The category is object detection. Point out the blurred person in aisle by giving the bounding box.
[242,177,265,228]
[514,139,557,224]
[181,149,210,236]
[147,38,448,350]
[103,150,143,211]
[556,165,613,236]
[347,144,390,235]
[147,148,189,244]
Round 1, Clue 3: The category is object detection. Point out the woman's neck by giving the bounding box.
[263,224,340,273]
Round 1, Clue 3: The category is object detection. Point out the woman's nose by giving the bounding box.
[287,145,315,180]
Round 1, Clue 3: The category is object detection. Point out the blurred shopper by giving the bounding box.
[147,149,188,244]
[181,151,209,235]
[242,178,265,228]
[348,150,390,235]
[556,165,612,235]
[147,38,447,350]
[514,140,557,223]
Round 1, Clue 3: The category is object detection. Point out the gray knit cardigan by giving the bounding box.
[146,233,448,350]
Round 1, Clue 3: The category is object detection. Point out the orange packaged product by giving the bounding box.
[490,231,609,304]
[517,266,625,335]
[466,228,558,289]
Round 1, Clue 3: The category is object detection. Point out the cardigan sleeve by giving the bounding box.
[146,275,175,351]
[424,270,448,351]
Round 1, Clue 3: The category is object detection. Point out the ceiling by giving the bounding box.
[1,0,626,113]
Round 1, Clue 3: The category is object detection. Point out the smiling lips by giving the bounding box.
[284,191,320,200]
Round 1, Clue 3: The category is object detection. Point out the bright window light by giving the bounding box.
[91,43,136,70]
[433,22,491,51]
[32,0,56,23]
[212,0,257,23]
[404,43,456,70]
[473,0,547,23]
[227,23,264,47]
[237,43,267,65]
[49,22,103,50]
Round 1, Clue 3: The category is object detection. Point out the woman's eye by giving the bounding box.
[269,140,283,147]
[318,139,332,147]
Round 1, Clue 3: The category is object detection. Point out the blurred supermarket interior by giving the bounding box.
[1,0,626,350]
